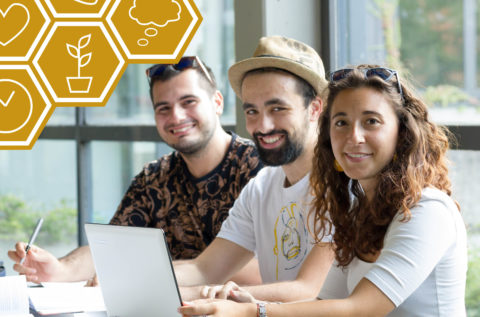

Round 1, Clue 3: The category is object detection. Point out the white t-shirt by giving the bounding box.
[217,166,330,283]
[318,187,467,316]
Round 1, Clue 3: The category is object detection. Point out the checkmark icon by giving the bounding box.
[0,91,15,107]
[0,79,33,134]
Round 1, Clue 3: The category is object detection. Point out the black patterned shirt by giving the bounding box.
[110,132,263,260]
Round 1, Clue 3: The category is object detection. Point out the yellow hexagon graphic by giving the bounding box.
[0,65,53,149]
[42,0,112,18]
[106,0,202,63]
[33,21,126,105]
[0,0,51,62]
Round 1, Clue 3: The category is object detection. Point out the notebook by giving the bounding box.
[84,224,183,317]
[28,284,106,315]
[0,275,33,316]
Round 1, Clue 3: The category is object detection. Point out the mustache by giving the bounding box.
[253,130,288,140]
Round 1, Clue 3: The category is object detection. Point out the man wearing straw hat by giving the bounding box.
[176,36,334,303]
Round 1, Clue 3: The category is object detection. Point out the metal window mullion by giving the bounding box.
[76,107,93,246]
[321,0,337,73]
[463,0,477,94]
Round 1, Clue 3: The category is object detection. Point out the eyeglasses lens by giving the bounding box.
[331,69,353,81]
[146,57,197,82]
[365,68,395,81]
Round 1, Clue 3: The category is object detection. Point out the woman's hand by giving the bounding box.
[178,298,256,317]
[200,281,256,303]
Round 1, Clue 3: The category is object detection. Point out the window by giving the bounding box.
[0,0,234,276]
[0,139,77,276]
[330,0,480,313]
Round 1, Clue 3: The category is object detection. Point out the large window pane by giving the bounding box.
[449,150,480,315]
[334,0,480,125]
[47,107,75,125]
[91,141,172,223]
[0,141,77,276]
[86,65,154,125]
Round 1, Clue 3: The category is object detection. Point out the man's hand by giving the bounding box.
[200,281,256,303]
[7,242,64,283]
[85,274,99,287]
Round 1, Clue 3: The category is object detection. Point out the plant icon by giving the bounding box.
[66,34,92,93]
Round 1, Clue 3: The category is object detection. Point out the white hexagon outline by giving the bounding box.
[43,0,112,18]
[32,21,125,103]
[0,0,51,62]
[0,65,52,147]
[106,0,200,60]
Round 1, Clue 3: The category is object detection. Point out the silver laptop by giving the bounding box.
[85,224,183,317]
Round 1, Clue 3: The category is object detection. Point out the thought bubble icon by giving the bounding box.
[129,0,181,28]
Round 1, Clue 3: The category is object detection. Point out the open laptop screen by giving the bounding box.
[85,224,183,317]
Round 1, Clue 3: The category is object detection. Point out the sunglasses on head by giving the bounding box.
[330,67,403,97]
[145,56,213,85]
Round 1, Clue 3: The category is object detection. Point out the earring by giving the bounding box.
[393,153,398,162]
[334,159,344,172]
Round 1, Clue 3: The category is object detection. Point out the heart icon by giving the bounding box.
[0,3,30,47]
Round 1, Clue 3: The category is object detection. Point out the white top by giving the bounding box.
[217,166,330,283]
[318,187,467,316]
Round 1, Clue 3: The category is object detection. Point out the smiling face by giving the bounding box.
[330,87,399,195]
[151,69,222,155]
[241,71,310,166]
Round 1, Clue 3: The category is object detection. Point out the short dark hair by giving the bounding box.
[148,61,217,103]
[242,67,316,108]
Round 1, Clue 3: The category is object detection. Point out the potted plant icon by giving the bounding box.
[66,34,92,93]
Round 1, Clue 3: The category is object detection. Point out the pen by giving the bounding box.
[19,218,44,265]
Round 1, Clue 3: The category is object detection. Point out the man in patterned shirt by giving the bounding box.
[9,57,263,284]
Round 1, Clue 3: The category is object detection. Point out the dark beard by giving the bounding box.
[168,122,216,156]
[253,130,304,166]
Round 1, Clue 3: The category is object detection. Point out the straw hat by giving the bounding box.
[228,36,328,98]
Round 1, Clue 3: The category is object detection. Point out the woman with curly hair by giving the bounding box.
[178,65,467,316]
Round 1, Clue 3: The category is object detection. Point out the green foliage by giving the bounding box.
[467,248,480,316]
[423,85,472,108]
[378,1,478,110]
[0,194,76,245]
[0,195,39,241]
[399,0,463,87]
[41,199,77,244]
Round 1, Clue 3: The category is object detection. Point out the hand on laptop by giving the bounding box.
[179,298,254,317]
[8,241,64,283]
[85,273,99,287]
[200,281,256,303]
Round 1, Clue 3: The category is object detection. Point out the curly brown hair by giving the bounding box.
[309,65,457,267]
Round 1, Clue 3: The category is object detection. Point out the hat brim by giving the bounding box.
[228,56,328,99]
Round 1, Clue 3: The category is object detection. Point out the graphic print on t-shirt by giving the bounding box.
[273,202,308,280]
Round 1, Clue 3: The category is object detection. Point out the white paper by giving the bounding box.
[0,275,32,316]
[28,284,105,315]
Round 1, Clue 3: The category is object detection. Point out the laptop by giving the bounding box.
[84,223,183,317]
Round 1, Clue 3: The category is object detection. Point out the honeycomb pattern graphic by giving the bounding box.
[0,0,202,149]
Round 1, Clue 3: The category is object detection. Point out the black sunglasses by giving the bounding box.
[330,67,403,97]
[145,56,213,85]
